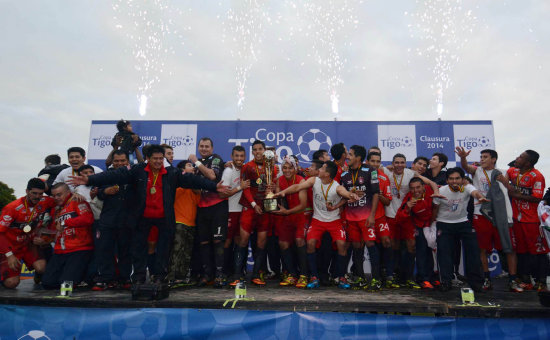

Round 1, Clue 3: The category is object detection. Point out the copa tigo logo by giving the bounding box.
[161,135,195,148]
[91,135,112,148]
[379,136,415,150]
[456,136,491,149]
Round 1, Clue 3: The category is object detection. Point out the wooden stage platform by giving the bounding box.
[1,278,548,318]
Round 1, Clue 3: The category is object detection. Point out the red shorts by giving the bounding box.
[227,212,241,240]
[275,213,305,244]
[513,221,549,255]
[473,215,504,251]
[307,218,346,243]
[0,246,41,281]
[387,217,414,240]
[240,207,270,234]
[346,220,376,242]
[147,225,159,243]
[374,216,391,240]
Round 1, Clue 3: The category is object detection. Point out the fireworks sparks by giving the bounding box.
[287,0,360,115]
[113,0,183,116]
[223,0,271,111]
[407,0,476,119]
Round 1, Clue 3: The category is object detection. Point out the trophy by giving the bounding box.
[262,150,279,212]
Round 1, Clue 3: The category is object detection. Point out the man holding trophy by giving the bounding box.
[231,140,278,287]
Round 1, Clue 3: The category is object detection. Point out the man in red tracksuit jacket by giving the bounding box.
[42,183,94,289]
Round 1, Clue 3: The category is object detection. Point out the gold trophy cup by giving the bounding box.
[262,150,279,212]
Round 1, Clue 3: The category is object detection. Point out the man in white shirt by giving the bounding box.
[53,147,102,192]
[433,167,489,292]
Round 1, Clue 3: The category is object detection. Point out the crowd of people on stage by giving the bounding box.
[2,119,550,294]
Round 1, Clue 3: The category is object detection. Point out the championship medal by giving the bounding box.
[150,187,157,195]
[351,187,356,193]
[23,225,31,233]
[256,178,262,185]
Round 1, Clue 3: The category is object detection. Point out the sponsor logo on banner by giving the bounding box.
[453,125,495,162]
[377,125,416,162]
[141,135,159,146]
[227,127,333,162]
[160,124,198,160]
[88,124,118,160]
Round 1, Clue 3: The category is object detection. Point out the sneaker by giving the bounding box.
[265,271,278,280]
[306,276,320,289]
[509,280,524,293]
[91,282,115,291]
[229,278,243,287]
[482,278,493,291]
[451,277,464,288]
[279,275,297,286]
[420,281,434,290]
[295,275,308,288]
[495,270,509,279]
[33,273,43,285]
[406,280,421,290]
[385,277,401,289]
[252,276,266,286]
[518,279,534,291]
[338,276,351,289]
[366,278,382,291]
[120,281,132,290]
[535,282,547,292]
[214,275,227,288]
[197,276,213,287]
[431,280,441,287]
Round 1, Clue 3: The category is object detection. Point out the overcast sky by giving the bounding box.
[1,1,549,196]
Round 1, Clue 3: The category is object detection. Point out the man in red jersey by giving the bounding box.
[231,140,278,286]
[42,183,95,289]
[506,150,548,290]
[273,156,308,287]
[0,178,55,288]
[366,151,395,287]
[330,143,348,184]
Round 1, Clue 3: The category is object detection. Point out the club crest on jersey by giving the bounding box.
[534,182,542,190]
[78,203,90,213]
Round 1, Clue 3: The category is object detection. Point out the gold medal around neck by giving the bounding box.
[23,225,31,233]
[256,178,262,185]
[150,187,157,195]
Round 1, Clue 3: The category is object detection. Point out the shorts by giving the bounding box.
[387,217,414,240]
[374,216,391,240]
[227,212,241,240]
[307,218,346,243]
[513,221,549,255]
[346,220,375,242]
[240,206,270,234]
[473,214,504,251]
[147,225,158,243]
[0,246,42,281]
[275,213,306,244]
[196,200,229,243]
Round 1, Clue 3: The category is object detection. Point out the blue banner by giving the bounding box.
[88,120,494,170]
[1,305,549,339]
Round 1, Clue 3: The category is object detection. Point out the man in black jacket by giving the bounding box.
[68,144,228,284]
[37,154,69,195]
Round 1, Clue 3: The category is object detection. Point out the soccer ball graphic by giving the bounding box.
[18,330,51,340]
[478,136,490,147]
[183,135,194,146]
[297,129,332,161]
[401,136,414,147]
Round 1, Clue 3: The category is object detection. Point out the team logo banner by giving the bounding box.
[88,120,494,169]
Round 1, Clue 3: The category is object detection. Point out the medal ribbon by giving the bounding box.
[482,169,492,187]
[351,169,359,189]
[255,162,264,180]
[392,173,403,195]
[321,180,334,202]
[23,198,37,223]
[152,171,160,189]
[515,169,531,188]
[449,185,465,193]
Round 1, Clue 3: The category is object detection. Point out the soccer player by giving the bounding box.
[273,156,308,287]
[312,149,330,162]
[330,143,348,183]
[432,167,488,292]
[507,150,548,290]
[231,140,277,286]
[455,147,519,291]
[366,151,394,287]
[189,137,228,287]
[425,153,448,186]
[395,177,435,289]
[274,161,360,289]
[411,156,429,175]
[53,147,102,192]
[0,179,54,289]
[383,153,441,288]
[92,150,133,291]
[161,144,174,166]
[67,144,225,284]
[42,183,95,289]
[220,146,250,280]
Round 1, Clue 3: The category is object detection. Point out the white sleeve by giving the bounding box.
[93,165,103,174]
[52,169,65,186]
[465,184,477,195]
[383,167,392,177]
[221,168,233,187]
